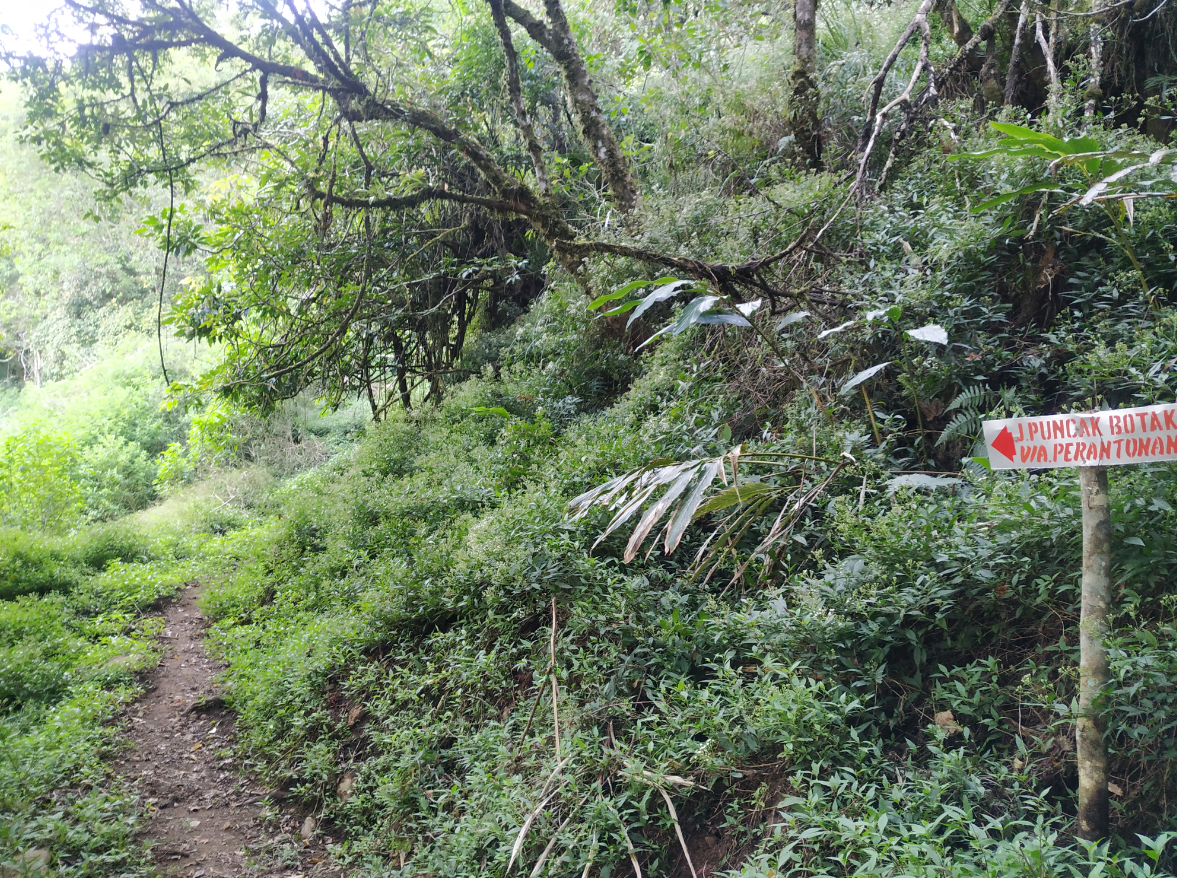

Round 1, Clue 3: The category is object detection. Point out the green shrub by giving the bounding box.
[0,594,81,711]
[0,530,78,600]
[0,638,77,711]
[0,594,70,645]
[69,521,152,570]
[78,435,158,520]
[0,427,84,531]
[0,686,149,877]
[70,561,191,616]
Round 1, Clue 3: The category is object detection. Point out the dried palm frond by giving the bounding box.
[568,445,852,581]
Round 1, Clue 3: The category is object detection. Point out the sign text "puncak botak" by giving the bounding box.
[982,403,1177,470]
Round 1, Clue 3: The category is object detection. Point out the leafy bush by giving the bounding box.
[69,521,152,570]
[0,530,78,600]
[0,636,78,711]
[0,427,84,531]
[77,435,158,520]
[0,592,81,722]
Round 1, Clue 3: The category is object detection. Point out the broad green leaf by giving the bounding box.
[569,463,671,517]
[664,459,723,553]
[949,145,1062,163]
[637,295,733,349]
[635,323,675,350]
[694,312,752,327]
[1069,137,1102,154]
[593,471,682,550]
[597,463,676,508]
[627,279,694,327]
[777,311,810,331]
[602,300,641,317]
[672,295,723,328]
[623,464,701,562]
[587,276,680,311]
[972,182,1062,213]
[1078,153,1177,205]
[818,320,857,339]
[989,122,1069,154]
[587,285,644,311]
[472,406,510,417]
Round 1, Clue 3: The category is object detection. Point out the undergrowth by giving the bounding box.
[195,283,1177,878]
[0,503,242,876]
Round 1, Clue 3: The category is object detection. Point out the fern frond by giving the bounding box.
[936,410,981,446]
[944,385,991,414]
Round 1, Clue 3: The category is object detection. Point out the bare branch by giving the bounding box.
[1035,7,1062,116]
[501,0,639,212]
[855,0,937,195]
[306,184,530,216]
[488,0,552,197]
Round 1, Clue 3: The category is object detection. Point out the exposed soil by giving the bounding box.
[111,583,339,878]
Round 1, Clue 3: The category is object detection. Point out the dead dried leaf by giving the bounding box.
[934,710,963,736]
[337,771,356,803]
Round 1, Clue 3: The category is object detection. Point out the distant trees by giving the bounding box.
[0,428,83,530]
[16,0,656,413]
[0,89,167,388]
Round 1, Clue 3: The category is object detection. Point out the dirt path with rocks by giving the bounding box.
[111,583,339,878]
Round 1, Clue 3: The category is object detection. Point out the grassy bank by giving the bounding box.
[192,289,1177,877]
[0,483,265,876]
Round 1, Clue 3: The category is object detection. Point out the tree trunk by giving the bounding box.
[788,0,822,168]
[501,0,640,213]
[391,333,413,412]
[1003,1,1030,106]
[980,35,1002,105]
[1084,0,1106,118]
[1077,465,1111,842]
[936,0,975,47]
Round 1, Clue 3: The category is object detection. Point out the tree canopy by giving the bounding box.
[7,0,1177,416]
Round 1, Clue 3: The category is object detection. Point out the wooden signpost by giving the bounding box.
[982,402,1177,841]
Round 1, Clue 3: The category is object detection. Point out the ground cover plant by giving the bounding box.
[195,284,1177,877]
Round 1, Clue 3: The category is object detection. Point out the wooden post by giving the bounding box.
[1077,465,1111,841]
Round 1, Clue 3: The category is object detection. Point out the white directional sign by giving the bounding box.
[982,403,1177,470]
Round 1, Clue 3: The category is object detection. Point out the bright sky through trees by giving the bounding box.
[0,0,59,56]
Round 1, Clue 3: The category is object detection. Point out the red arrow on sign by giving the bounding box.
[991,425,1017,461]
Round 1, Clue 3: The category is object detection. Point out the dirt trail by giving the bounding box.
[112,583,337,878]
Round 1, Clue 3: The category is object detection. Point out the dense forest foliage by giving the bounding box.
[3,0,1177,875]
